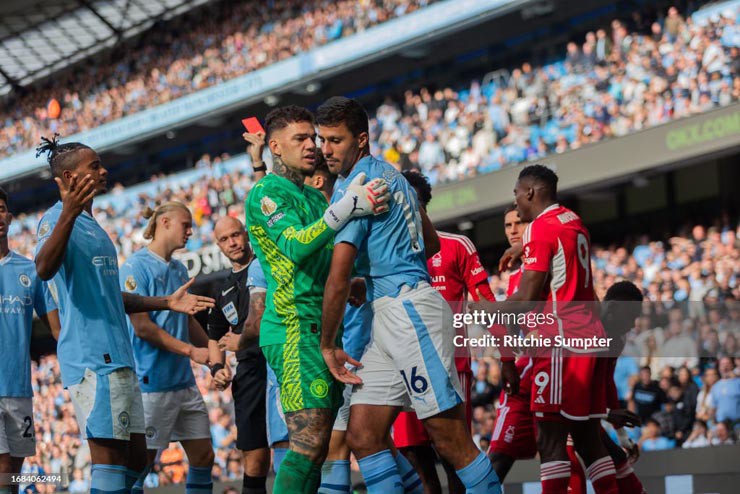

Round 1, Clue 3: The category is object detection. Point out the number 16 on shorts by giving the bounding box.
[400,366,429,395]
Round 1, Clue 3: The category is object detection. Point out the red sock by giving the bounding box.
[566,441,586,494]
[615,459,646,494]
[586,456,619,494]
[541,461,571,494]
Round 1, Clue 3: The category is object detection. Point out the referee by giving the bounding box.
[208,215,269,494]
[207,132,269,494]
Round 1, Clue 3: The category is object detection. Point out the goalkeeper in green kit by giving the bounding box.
[244,105,390,493]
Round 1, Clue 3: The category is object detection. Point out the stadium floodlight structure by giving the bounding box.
[0,0,212,96]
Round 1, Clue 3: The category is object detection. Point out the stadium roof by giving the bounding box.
[0,0,212,96]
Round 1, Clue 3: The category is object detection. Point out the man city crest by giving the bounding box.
[260,196,277,216]
[19,274,31,288]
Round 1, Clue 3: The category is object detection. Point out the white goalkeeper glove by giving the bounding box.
[324,172,390,231]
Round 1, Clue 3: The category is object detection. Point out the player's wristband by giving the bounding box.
[252,164,267,173]
[323,194,355,231]
[210,363,225,377]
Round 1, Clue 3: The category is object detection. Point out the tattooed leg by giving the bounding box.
[285,408,334,463]
[272,408,333,493]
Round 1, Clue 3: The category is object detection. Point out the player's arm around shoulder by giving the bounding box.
[249,179,336,264]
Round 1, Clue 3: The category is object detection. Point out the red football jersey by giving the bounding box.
[521,204,607,349]
[429,231,493,372]
[506,266,523,298]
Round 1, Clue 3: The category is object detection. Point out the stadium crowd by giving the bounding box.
[371,4,740,184]
[0,0,436,158]
[0,0,737,181]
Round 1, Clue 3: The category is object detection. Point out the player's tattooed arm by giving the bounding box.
[419,208,440,258]
[271,155,304,189]
[285,409,333,461]
[239,291,265,349]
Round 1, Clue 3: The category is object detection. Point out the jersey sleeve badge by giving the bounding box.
[38,221,50,238]
[124,275,137,292]
[260,196,277,216]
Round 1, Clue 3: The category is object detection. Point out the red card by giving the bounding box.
[242,117,265,134]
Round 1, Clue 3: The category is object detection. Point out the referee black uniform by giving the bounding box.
[207,261,267,452]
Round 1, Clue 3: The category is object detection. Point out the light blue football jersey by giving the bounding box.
[120,249,195,393]
[246,257,267,291]
[332,156,430,301]
[0,252,56,397]
[35,202,135,387]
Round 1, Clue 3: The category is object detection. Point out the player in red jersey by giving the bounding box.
[488,205,586,494]
[504,165,619,494]
[598,281,647,494]
[488,205,536,473]
[397,171,496,494]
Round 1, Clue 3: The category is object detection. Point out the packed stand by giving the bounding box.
[9,5,740,261]
[0,0,436,159]
[372,4,739,184]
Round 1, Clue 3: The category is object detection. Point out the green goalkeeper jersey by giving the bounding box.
[245,174,335,347]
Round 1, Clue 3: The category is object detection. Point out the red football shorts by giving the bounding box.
[489,357,537,459]
[530,349,609,421]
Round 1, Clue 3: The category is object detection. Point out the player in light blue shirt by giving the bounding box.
[120,201,213,494]
[317,98,500,494]
[33,136,215,494]
[0,188,59,494]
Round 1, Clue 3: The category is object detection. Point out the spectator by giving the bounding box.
[665,7,686,42]
[709,357,740,424]
[665,384,694,443]
[67,468,89,493]
[710,420,736,445]
[696,366,720,422]
[682,420,711,448]
[639,418,676,451]
[678,365,699,419]
[631,366,667,423]
[470,361,499,408]
[159,443,186,485]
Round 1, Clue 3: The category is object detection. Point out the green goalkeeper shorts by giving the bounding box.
[262,340,344,414]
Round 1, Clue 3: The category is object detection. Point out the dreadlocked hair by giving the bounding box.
[35,134,92,178]
[142,202,190,240]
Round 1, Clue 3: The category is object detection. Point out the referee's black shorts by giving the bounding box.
[232,358,268,451]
